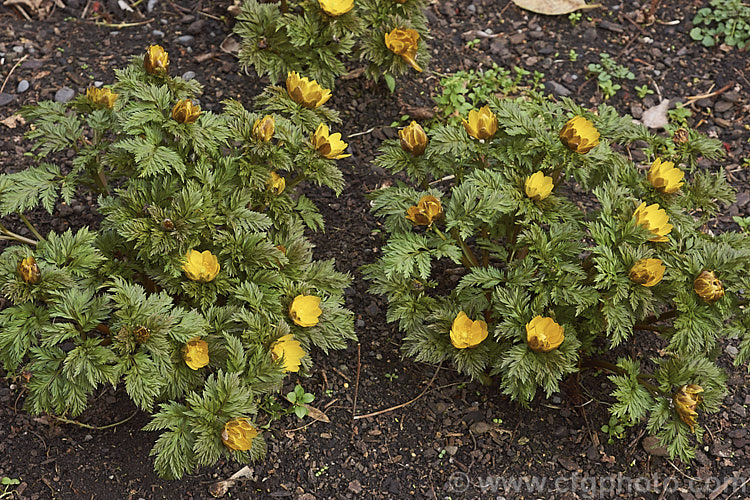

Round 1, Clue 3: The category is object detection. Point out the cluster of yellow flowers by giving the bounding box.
[449,311,565,353]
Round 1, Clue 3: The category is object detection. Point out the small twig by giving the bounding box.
[0,54,28,94]
[351,343,361,423]
[685,83,733,102]
[727,476,750,499]
[52,410,138,430]
[81,0,93,18]
[95,18,154,28]
[667,460,700,482]
[347,127,375,139]
[12,4,32,21]
[0,223,38,246]
[353,363,441,420]
[428,174,455,186]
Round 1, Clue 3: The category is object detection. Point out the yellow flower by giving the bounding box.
[144,44,169,75]
[17,256,41,284]
[289,294,322,327]
[633,202,672,242]
[172,99,201,124]
[221,418,258,451]
[524,171,554,201]
[252,115,275,142]
[559,116,600,154]
[318,0,353,16]
[647,158,684,194]
[385,27,422,72]
[311,123,351,159]
[674,384,703,432]
[268,171,285,195]
[449,311,488,349]
[183,338,209,370]
[271,334,306,372]
[693,270,724,303]
[286,72,332,108]
[86,87,118,109]
[405,195,442,226]
[399,121,428,156]
[182,249,220,282]
[526,316,564,352]
[462,105,498,141]
[629,258,666,287]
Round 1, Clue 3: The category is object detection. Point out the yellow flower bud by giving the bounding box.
[17,256,41,284]
[693,270,724,303]
[183,338,209,370]
[252,115,275,142]
[172,99,201,124]
[462,105,498,141]
[559,116,600,154]
[268,171,285,195]
[286,72,332,108]
[221,418,258,451]
[399,121,428,156]
[672,128,689,145]
[450,311,488,349]
[526,316,564,352]
[405,195,442,226]
[629,258,666,287]
[647,158,684,194]
[271,334,306,372]
[318,0,353,16]
[289,294,322,327]
[524,171,554,201]
[133,325,151,344]
[633,202,672,243]
[182,249,220,282]
[674,384,703,432]
[86,87,118,109]
[311,123,351,159]
[385,27,423,72]
[144,44,169,75]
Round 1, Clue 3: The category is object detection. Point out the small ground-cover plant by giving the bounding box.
[234,0,430,90]
[365,87,750,462]
[0,46,355,479]
[691,0,750,48]
[586,53,634,100]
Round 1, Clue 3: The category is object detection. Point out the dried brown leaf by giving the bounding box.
[512,0,600,15]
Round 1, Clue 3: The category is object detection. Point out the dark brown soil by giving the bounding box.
[1,1,749,499]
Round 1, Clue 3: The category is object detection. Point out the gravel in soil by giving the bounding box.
[1,1,749,499]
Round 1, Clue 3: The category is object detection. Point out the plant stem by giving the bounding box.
[449,228,480,268]
[17,213,44,241]
[280,0,288,13]
[285,174,305,191]
[480,226,489,267]
[0,223,38,246]
[581,358,663,396]
[52,410,138,430]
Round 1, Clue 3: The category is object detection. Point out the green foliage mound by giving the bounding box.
[0,47,355,479]
[365,90,750,462]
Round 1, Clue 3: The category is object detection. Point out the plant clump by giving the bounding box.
[365,86,750,462]
[233,0,430,90]
[0,46,355,479]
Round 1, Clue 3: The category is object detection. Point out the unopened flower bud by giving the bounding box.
[18,256,41,284]
[674,384,703,431]
[694,270,724,303]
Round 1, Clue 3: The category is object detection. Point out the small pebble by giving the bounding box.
[177,35,194,45]
[182,71,196,81]
[55,87,75,103]
[0,93,17,106]
[152,29,165,38]
[12,45,24,54]
[94,81,103,88]
[17,79,29,93]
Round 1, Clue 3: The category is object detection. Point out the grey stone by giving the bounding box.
[599,20,624,32]
[444,445,458,456]
[147,0,158,12]
[176,35,194,45]
[726,344,739,358]
[715,100,733,113]
[182,71,196,81]
[722,90,740,102]
[630,103,644,119]
[55,87,75,103]
[16,79,29,93]
[736,190,749,207]
[0,93,16,106]
[583,28,597,43]
[509,32,526,45]
[469,422,492,434]
[187,19,206,35]
[545,80,571,97]
[731,402,746,417]
[12,45,24,54]
[151,29,165,38]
